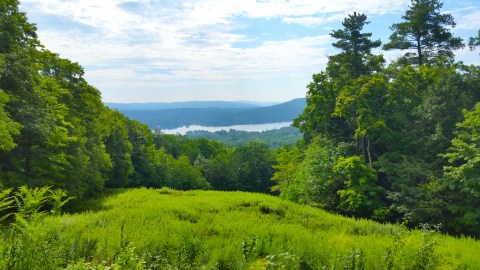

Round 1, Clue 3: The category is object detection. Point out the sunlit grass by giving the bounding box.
[2,187,479,269]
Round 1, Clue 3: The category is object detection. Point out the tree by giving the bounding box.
[442,102,480,236]
[286,137,344,208]
[293,72,350,143]
[333,74,389,165]
[469,30,480,52]
[327,12,383,80]
[232,142,274,193]
[383,0,463,66]
[159,151,210,190]
[333,155,385,218]
[202,151,239,191]
[0,90,20,151]
[294,12,383,144]
[104,109,133,188]
[271,145,303,193]
[127,120,158,187]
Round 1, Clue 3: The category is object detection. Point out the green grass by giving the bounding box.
[1,187,479,269]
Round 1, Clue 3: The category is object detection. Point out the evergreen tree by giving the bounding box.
[327,12,383,80]
[469,30,480,52]
[294,12,383,144]
[383,0,463,66]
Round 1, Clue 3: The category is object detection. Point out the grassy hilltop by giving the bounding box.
[2,188,479,269]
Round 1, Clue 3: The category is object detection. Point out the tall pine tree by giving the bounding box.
[383,0,463,66]
[327,12,383,80]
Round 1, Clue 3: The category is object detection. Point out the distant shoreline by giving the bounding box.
[162,122,293,135]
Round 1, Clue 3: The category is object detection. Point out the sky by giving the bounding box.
[19,0,480,103]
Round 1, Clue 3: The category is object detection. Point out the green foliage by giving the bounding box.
[232,142,275,193]
[334,74,389,164]
[442,102,480,236]
[0,187,14,221]
[334,156,385,218]
[412,225,440,270]
[0,186,73,269]
[160,151,210,190]
[292,6,480,236]
[185,126,302,148]
[104,109,134,188]
[283,137,344,208]
[266,252,300,269]
[1,188,479,269]
[293,72,351,143]
[2,0,480,250]
[271,145,303,193]
[383,0,463,66]
[201,151,239,191]
[0,90,20,151]
[0,1,115,198]
[469,30,480,51]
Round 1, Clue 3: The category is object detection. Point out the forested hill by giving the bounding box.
[105,100,264,110]
[117,98,306,129]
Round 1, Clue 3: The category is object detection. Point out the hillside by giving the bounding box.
[105,101,264,110]
[118,98,306,129]
[2,188,479,269]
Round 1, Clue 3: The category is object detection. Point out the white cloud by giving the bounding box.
[455,11,480,30]
[19,0,477,102]
[23,0,411,33]
[282,15,342,27]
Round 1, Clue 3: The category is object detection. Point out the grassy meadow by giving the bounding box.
[1,188,479,269]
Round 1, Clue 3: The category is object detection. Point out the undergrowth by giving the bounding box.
[0,187,479,269]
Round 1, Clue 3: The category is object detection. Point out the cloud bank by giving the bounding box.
[20,0,479,102]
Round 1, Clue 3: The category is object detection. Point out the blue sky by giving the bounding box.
[19,0,480,103]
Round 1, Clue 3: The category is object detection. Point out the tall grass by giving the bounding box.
[1,187,479,269]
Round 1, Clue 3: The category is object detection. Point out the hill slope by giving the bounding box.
[5,188,479,269]
[105,101,263,110]
[118,98,306,129]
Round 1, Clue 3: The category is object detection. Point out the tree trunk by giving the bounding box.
[362,136,372,166]
[417,39,423,65]
[362,136,368,164]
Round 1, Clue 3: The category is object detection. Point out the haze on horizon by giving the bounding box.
[19,0,480,103]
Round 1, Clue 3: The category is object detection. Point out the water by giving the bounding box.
[162,122,293,135]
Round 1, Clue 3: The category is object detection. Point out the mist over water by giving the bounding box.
[162,122,292,135]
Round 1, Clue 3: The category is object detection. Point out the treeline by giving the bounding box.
[0,1,276,199]
[185,126,301,148]
[273,1,480,236]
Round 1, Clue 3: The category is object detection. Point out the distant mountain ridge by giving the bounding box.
[111,98,306,129]
[105,101,273,110]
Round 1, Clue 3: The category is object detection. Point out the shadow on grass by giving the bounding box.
[63,188,129,214]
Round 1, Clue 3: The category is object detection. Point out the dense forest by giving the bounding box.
[1,0,480,249]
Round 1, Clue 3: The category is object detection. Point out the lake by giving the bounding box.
[162,122,293,135]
